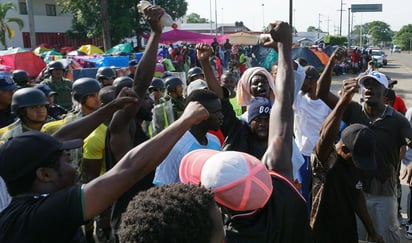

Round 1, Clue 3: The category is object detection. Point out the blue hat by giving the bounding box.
[35,84,57,96]
[0,72,16,91]
[247,97,272,123]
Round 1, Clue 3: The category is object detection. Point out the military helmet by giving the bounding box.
[187,67,204,82]
[47,61,65,71]
[96,67,116,80]
[164,77,183,92]
[12,70,29,84]
[149,78,164,91]
[72,78,101,102]
[11,87,49,113]
[113,76,133,95]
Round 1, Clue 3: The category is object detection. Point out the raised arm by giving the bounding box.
[133,6,163,97]
[315,78,357,162]
[52,96,137,141]
[316,47,346,109]
[261,21,294,180]
[82,101,209,219]
[108,87,142,161]
[197,43,224,99]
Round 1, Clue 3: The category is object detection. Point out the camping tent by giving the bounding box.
[106,43,133,54]
[0,51,46,78]
[154,29,227,44]
[312,51,329,65]
[78,45,104,55]
[228,32,259,45]
[292,47,324,71]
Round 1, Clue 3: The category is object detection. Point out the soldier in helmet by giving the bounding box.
[96,67,116,87]
[164,76,185,119]
[41,61,73,110]
[186,66,205,85]
[42,78,102,136]
[12,70,32,89]
[0,88,50,143]
[35,84,67,120]
[148,78,165,105]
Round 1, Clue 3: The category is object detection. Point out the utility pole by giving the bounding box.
[339,0,344,36]
[289,0,293,31]
[318,13,322,39]
[325,16,331,35]
[26,0,36,49]
[347,8,351,46]
[215,0,218,35]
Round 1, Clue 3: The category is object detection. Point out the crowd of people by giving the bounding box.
[1,3,412,243]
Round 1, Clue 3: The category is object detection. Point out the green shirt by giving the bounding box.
[41,78,73,110]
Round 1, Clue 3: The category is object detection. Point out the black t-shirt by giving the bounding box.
[220,99,266,159]
[224,171,313,243]
[311,153,361,243]
[0,186,86,243]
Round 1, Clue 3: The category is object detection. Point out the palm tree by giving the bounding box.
[0,2,23,49]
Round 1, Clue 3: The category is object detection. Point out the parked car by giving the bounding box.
[393,45,401,53]
[371,49,387,67]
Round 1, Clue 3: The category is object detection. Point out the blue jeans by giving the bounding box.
[297,155,312,215]
[357,193,400,243]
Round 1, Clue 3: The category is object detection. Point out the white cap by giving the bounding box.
[358,71,388,88]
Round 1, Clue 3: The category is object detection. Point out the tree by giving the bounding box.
[352,23,369,47]
[0,2,23,49]
[186,13,208,23]
[393,24,412,51]
[307,26,322,32]
[57,0,187,50]
[367,21,393,47]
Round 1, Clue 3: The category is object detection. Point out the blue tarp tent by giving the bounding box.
[292,47,324,71]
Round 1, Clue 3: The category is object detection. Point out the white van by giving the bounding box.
[393,45,401,53]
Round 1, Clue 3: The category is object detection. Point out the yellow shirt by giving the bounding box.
[83,124,107,174]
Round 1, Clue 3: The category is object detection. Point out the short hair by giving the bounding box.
[184,89,219,107]
[118,183,217,243]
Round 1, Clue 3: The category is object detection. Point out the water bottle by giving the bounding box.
[137,0,174,27]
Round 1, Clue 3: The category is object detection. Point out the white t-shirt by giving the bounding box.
[294,92,331,156]
[153,131,221,185]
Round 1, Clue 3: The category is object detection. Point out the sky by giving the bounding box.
[184,0,411,34]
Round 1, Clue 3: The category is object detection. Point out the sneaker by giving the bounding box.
[405,224,412,240]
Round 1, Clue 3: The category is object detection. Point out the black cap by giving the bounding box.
[341,124,377,170]
[0,131,83,183]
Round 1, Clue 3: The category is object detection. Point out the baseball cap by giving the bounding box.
[180,149,273,212]
[186,79,208,96]
[304,65,320,80]
[35,84,57,96]
[247,97,272,123]
[358,71,388,88]
[0,72,16,91]
[0,131,83,184]
[341,124,377,171]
